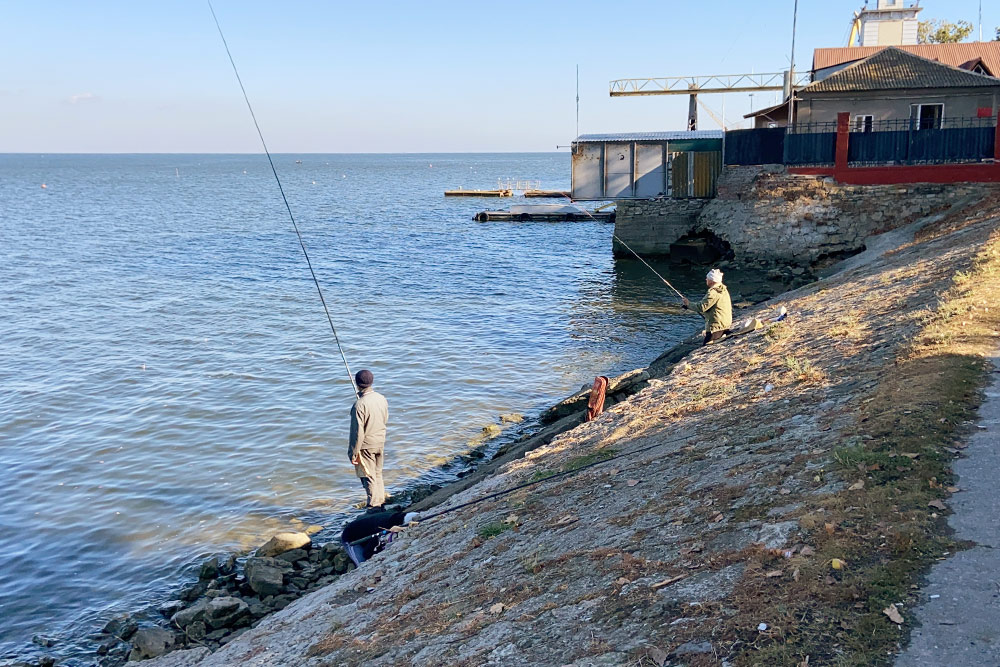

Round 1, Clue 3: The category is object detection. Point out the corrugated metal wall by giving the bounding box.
[572,141,721,199]
[671,151,721,198]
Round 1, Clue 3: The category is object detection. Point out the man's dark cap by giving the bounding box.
[355,369,374,389]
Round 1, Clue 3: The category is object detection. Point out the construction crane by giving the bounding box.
[609,70,812,130]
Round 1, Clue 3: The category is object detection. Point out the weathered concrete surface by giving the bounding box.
[896,347,1000,667]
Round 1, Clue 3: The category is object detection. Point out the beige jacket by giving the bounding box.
[691,284,733,333]
[348,388,388,461]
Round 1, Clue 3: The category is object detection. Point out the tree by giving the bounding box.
[917,19,973,44]
[995,26,999,41]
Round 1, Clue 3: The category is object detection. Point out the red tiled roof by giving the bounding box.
[812,42,1000,77]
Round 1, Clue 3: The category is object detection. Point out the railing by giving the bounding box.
[498,178,541,191]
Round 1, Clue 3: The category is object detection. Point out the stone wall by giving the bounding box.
[612,198,707,256]
[613,165,993,265]
[700,166,990,265]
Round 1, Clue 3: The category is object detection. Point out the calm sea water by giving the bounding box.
[0,153,708,662]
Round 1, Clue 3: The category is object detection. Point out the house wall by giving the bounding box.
[798,88,1000,123]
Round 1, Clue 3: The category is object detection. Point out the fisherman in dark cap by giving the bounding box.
[348,369,389,509]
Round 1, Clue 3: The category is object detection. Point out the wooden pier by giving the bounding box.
[523,189,571,198]
[474,210,614,223]
[445,188,513,197]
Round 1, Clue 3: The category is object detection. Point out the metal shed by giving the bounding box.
[571,131,723,200]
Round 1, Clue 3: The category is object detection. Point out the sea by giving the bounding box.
[0,153,709,663]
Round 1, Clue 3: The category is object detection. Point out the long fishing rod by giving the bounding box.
[611,231,687,301]
[558,194,687,301]
[207,1,358,396]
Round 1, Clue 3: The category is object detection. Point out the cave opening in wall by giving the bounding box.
[669,230,734,264]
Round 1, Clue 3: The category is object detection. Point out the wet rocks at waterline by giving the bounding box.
[85,531,355,665]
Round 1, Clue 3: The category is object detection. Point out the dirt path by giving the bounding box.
[896,346,1000,666]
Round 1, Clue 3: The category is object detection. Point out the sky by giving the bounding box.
[1,0,997,153]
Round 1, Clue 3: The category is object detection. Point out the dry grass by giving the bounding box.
[720,229,1000,666]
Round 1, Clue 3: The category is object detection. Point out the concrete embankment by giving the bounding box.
[134,190,1000,666]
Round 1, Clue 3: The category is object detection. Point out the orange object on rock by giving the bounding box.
[586,376,610,422]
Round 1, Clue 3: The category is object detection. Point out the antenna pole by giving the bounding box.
[787,0,798,129]
[576,64,580,138]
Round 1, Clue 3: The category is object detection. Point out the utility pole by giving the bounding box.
[787,0,799,128]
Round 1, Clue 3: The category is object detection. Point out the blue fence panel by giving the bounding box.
[724,128,785,166]
[783,132,836,165]
[908,127,994,163]
[847,130,909,164]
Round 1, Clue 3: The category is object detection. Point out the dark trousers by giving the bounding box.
[703,330,731,346]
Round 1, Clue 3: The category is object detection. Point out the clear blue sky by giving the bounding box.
[2,0,996,152]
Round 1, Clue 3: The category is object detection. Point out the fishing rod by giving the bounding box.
[558,194,687,301]
[207,1,358,396]
[346,427,704,545]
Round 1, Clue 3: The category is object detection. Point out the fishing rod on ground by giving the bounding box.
[207,1,358,397]
[346,427,705,544]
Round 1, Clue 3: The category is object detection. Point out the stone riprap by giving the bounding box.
[138,183,1000,665]
[613,165,995,266]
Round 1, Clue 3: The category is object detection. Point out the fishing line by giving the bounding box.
[207,0,358,396]
[409,427,701,527]
[558,193,687,301]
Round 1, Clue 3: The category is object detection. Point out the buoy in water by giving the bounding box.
[41,183,47,189]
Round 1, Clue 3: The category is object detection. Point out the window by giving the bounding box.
[853,115,874,132]
[910,103,943,130]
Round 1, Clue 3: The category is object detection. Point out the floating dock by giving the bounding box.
[445,188,513,197]
[523,189,571,199]
[474,210,614,222]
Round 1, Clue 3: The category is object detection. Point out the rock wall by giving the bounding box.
[700,166,989,265]
[613,165,992,265]
[613,199,707,257]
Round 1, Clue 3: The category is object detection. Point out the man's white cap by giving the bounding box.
[706,268,723,283]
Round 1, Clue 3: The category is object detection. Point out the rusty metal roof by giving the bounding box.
[804,46,1000,94]
[813,42,1000,77]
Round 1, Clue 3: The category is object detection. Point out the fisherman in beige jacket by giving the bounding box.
[348,369,389,509]
[683,268,733,346]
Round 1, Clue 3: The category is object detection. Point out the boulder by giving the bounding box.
[244,557,287,597]
[220,554,237,575]
[247,599,270,619]
[158,600,186,618]
[128,627,175,660]
[170,599,209,629]
[255,532,311,558]
[203,596,250,629]
[186,620,207,641]
[198,557,220,581]
[331,551,351,574]
[275,548,309,564]
[101,615,137,639]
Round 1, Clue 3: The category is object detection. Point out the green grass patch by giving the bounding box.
[476,521,512,539]
[562,448,617,472]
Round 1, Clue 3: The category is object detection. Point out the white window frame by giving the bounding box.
[852,114,874,133]
[910,103,944,130]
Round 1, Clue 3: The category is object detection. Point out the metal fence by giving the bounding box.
[724,116,997,167]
